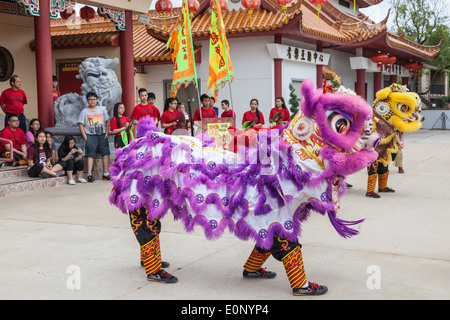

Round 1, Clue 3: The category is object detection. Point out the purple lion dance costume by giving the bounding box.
[109,79,379,295]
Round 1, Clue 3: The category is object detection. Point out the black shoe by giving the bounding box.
[40,173,50,178]
[379,187,395,192]
[243,268,277,279]
[141,260,170,268]
[292,282,328,296]
[365,191,380,198]
[87,174,94,182]
[345,182,353,188]
[147,270,178,283]
[102,174,111,181]
[398,168,404,173]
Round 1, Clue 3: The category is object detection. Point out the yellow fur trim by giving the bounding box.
[390,116,422,132]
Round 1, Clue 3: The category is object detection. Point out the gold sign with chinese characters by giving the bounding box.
[266,44,330,65]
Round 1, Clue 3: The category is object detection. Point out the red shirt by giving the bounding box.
[160,109,180,135]
[193,107,217,121]
[0,88,27,114]
[131,104,157,121]
[52,90,61,102]
[221,109,236,118]
[242,110,265,125]
[110,116,130,135]
[269,107,291,123]
[0,126,26,153]
[27,145,51,164]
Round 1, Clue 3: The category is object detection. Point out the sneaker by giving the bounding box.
[68,179,76,185]
[379,187,395,192]
[87,174,94,183]
[0,161,5,169]
[102,174,111,181]
[40,173,50,178]
[398,167,404,173]
[147,270,178,284]
[12,161,20,167]
[365,191,381,198]
[141,260,170,269]
[292,282,328,296]
[77,178,87,183]
[56,170,65,177]
[243,268,277,279]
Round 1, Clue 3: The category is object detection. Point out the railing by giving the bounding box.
[0,138,14,162]
[430,84,446,95]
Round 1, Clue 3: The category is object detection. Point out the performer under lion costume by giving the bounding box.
[109,79,379,296]
[366,83,423,198]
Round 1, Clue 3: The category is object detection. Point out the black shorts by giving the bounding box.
[27,163,44,177]
[85,134,110,158]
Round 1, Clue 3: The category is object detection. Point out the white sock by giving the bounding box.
[301,281,309,288]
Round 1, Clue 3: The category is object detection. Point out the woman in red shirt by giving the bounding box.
[110,102,133,149]
[269,97,291,126]
[242,98,265,128]
[160,98,180,135]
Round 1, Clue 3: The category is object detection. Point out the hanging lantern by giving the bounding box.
[277,0,293,23]
[60,7,75,20]
[309,0,328,24]
[380,53,397,72]
[371,51,388,72]
[155,0,173,29]
[187,0,200,18]
[80,6,96,22]
[210,0,228,11]
[241,0,260,27]
[405,61,423,76]
[97,7,108,21]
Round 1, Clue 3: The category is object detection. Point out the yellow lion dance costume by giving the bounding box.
[366,83,423,198]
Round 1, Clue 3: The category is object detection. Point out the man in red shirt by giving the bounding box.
[193,94,217,128]
[131,88,159,137]
[0,114,27,166]
[0,75,27,133]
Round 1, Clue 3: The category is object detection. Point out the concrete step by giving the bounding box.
[0,165,68,197]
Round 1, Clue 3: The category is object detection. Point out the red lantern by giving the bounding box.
[97,7,109,21]
[241,0,260,26]
[371,51,388,72]
[156,0,173,15]
[278,0,293,22]
[188,0,200,17]
[80,6,96,22]
[211,0,228,11]
[405,61,423,76]
[380,53,396,72]
[309,0,328,24]
[60,7,75,20]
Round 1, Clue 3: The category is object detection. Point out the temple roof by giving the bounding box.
[46,0,440,64]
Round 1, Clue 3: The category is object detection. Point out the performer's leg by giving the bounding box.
[129,207,177,283]
[242,246,276,279]
[366,161,380,198]
[271,237,327,296]
[378,162,395,192]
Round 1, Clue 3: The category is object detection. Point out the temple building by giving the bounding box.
[0,0,443,129]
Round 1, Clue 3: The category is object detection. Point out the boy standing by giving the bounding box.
[77,92,111,182]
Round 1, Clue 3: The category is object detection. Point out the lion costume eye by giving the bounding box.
[399,104,410,113]
[326,111,352,135]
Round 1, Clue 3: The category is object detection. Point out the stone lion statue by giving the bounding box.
[54,57,122,127]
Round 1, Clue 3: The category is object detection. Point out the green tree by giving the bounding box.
[289,83,300,117]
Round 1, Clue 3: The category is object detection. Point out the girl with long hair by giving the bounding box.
[242,98,265,128]
[57,135,86,185]
[269,96,291,125]
[110,102,133,149]
[26,130,64,178]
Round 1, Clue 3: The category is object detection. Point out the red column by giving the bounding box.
[34,0,54,128]
[356,69,366,99]
[389,74,397,84]
[316,41,323,89]
[373,72,382,97]
[274,35,282,98]
[120,10,135,118]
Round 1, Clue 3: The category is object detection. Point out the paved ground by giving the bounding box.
[0,129,449,301]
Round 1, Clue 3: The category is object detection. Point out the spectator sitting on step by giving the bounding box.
[0,114,27,166]
[57,135,86,185]
[27,130,65,178]
[25,118,41,149]
[45,131,58,165]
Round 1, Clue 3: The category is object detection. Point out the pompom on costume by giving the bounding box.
[366,83,424,197]
[109,79,379,295]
